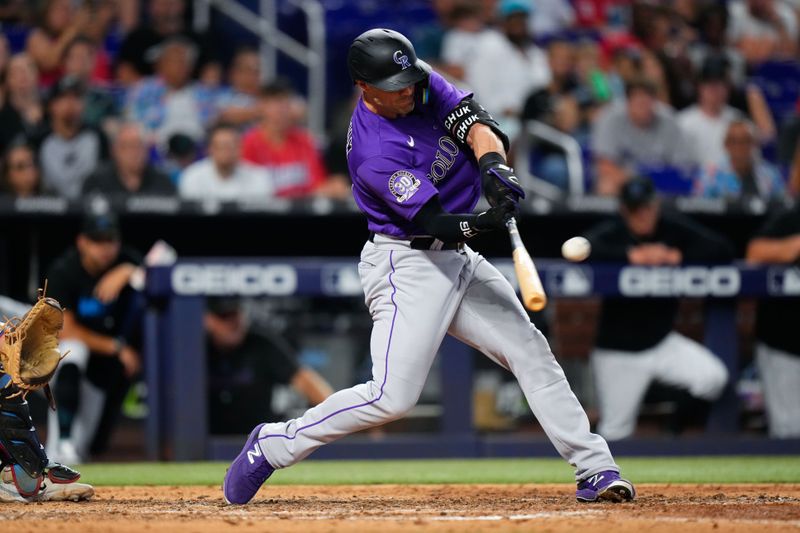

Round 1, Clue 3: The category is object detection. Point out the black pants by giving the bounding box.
[85,355,130,455]
[55,354,130,456]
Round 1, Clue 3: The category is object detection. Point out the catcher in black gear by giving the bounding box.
[0,286,94,502]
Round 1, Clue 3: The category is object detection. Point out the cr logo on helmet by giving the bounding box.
[393,50,411,70]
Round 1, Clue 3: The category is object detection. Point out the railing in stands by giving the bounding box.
[515,119,586,199]
[193,0,327,141]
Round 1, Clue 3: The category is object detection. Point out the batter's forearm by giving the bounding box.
[413,197,513,241]
[467,123,506,161]
[414,209,482,242]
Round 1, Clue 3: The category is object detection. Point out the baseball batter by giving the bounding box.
[224,28,634,505]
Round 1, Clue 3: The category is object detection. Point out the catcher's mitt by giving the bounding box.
[0,287,65,397]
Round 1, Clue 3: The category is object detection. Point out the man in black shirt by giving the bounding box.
[583,176,732,440]
[746,204,800,438]
[37,76,109,199]
[116,0,219,85]
[205,298,332,435]
[45,212,144,463]
[82,122,175,197]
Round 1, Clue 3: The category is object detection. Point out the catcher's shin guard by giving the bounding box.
[0,376,48,480]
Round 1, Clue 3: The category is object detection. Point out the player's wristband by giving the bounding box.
[478,152,506,175]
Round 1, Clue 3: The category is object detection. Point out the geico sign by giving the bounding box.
[619,266,740,297]
[172,264,298,295]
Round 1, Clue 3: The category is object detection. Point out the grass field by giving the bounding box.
[76,456,800,486]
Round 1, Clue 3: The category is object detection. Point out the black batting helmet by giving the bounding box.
[347,28,430,91]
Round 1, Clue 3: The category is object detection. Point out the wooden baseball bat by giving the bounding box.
[506,217,547,311]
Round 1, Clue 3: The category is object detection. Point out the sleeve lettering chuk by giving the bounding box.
[442,98,509,153]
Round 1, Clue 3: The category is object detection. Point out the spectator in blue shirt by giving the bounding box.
[695,119,784,200]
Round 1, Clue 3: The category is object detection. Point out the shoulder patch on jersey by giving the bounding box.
[388,170,421,203]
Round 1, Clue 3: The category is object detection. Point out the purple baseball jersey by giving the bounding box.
[346,71,481,238]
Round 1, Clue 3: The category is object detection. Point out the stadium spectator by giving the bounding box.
[526,94,587,191]
[591,78,693,195]
[45,211,144,463]
[583,176,732,441]
[746,203,800,438]
[791,139,800,196]
[25,0,82,86]
[679,53,776,163]
[0,54,45,154]
[241,81,327,198]
[0,0,27,23]
[0,34,9,96]
[124,37,217,150]
[528,0,575,37]
[215,47,262,128]
[678,58,744,168]
[688,4,747,87]
[695,119,784,200]
[438,1,492,81]
[117,0,220,85]
[63,36,119,132]
[205,297,333,434]
[82,122,175,197]
[574,40,612,108]
[161,132,198,184]
[603,43,644,102]
[409,0,462,64]
[636,3,698,110]
[546,39,579,97]
[465,0,551,139]
[728,0,798,65]
[179,123,271,201]
[572,0,630,30]
[38,76,108,199]
[25,0,114,87]
[0,139,41,197]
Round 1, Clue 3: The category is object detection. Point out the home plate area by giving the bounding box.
[1,484,798,532]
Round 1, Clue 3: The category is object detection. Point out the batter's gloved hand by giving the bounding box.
[475,200,518,232]
[0,286,66,398]
[479,152,525,208]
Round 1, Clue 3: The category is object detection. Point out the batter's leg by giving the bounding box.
[446,250,618,480]
[258,243,470,469]
[591,348,654,441]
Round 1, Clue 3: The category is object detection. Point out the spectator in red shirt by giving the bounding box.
[26,0,114,87]
[241,81,327,198]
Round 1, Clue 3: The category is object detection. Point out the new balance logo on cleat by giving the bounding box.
[246,442,262,464]
[587,474,604,485]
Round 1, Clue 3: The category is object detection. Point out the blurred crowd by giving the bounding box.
[1,0,800,203]
[416,0,800,198]
[0,0,350,202]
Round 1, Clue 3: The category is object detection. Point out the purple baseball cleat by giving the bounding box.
[575,470,635,503]
[223,423,274,504]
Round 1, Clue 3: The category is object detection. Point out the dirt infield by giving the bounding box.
[1,484,799,532]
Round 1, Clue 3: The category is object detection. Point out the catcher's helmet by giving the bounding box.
[348,28,430,91]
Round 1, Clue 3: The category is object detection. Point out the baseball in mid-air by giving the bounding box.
[561,236,591,262]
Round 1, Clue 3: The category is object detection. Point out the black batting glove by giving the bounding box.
[479,152,525,208]
[474,200,518,232]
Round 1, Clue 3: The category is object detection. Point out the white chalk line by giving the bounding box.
[2,507,799,527]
